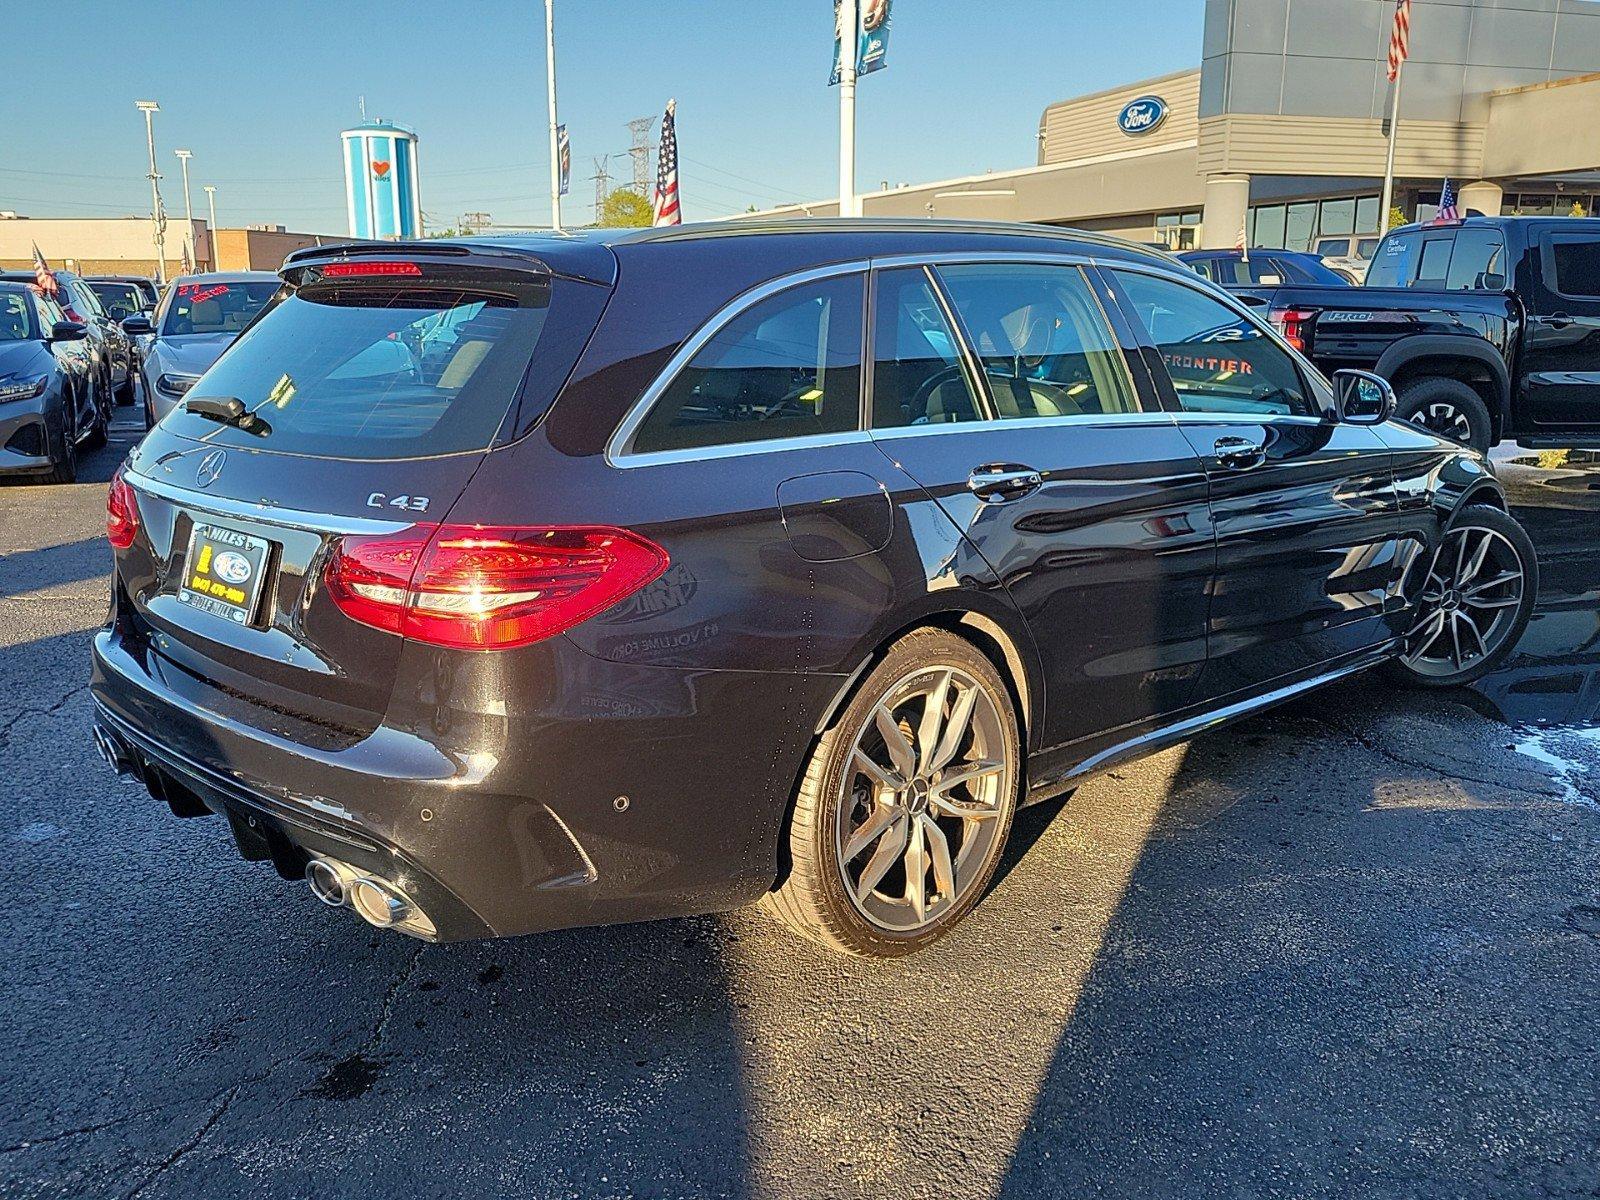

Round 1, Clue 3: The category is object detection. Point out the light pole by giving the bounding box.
[135,101,168,283]
[837,0,861,218]
[544,0,562,231]
[203,185,218,271]
[174,149,195,272]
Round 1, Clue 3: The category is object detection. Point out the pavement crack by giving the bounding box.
[0,682,88,751]
[367,942,426,1052]
[118,1084,240,1200]
[1306,712,1562,799]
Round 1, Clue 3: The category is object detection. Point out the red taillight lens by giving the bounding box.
[320,261,422,278]
[1270,307,1315,353]
[106,469,140,549]
[324,524,669,650]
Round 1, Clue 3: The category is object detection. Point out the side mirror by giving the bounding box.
[49,320,88,342]
[1333,369,1396,425]
[120,314,154,335]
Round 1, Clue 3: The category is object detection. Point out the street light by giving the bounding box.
[203,185,218,271]
[134,101,168,283]
[174,149,195,272]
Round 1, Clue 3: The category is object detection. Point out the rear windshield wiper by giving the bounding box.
[182,395,272,437]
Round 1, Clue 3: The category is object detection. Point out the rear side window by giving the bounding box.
[161,275,593,460]
[1415,236,1454,287]
[631,274,864,455]
[1112,269,1316,419]
[871,267,981,428]
[1549,238,1600,298]
[935,263,1140,418]
[1366,232,1419,287]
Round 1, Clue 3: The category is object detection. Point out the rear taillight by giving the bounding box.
[106,469,140,549]
[1270,307,1315,353]
[324,524,669,650]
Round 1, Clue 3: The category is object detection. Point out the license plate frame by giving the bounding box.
[177,522,274,626]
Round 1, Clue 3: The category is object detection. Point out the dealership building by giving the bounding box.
[754,0,1600,251]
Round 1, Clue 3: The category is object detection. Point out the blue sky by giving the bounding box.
[3,1,1204,232]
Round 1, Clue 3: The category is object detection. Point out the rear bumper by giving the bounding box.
[90,622,836,942]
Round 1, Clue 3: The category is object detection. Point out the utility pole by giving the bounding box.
[590,155,612,222]
[174,149,195,271]
[1379,58,1405,235]
[135,101,168,283]
[544,0,562,231]
[203,185,218,270]
[627,116,655,194]
[837,0,861,218]
[461,211,492,234]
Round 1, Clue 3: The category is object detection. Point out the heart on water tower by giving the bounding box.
[371,160,391,178]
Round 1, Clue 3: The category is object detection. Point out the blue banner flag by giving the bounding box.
[830,0,892,85]
[556,125,571,197]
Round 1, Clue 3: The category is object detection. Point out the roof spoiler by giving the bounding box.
[281,238,617,287]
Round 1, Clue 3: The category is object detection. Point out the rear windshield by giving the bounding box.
[161,280,280,335]
[159,275,596,460]
[89,282,146,320]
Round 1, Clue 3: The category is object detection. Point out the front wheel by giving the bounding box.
[1386,505,1537,688]
[764,628,1021,957]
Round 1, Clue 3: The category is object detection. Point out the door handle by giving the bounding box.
[967,464,1043,503]
[1212,435,1266,471]
[1545,313,1574,330]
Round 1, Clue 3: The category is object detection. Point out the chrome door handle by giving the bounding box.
[1213,436,1266,470]
[1545,312,1574,330]
[967,465,1043,503]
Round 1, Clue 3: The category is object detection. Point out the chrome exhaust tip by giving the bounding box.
[92,725,134,776]
[305,858,353,908]
[349,876,412,929]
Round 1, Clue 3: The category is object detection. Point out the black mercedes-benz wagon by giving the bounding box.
[92,220,1537,956]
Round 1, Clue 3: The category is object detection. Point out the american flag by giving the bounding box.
[652,99,681,227]
[1436,178,1460,223]
[31,243,57,296]
[1387,0,1412,83]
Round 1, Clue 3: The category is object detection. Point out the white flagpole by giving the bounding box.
[1380,56,1404,235]
[838,0,860,218]
[545,0,562,232]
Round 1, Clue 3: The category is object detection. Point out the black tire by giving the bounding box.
[763,627,1021,957]
[114,368,136,407]
[1394,377,1493,453]
[81,391,108,451]
[41,410,77,485]
[1384,504,1537,689]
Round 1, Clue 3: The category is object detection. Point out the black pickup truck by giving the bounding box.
[1256,216,1600,451]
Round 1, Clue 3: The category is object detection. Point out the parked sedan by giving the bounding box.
[0,281,101,482]
[87,274,160,312]
[91,222,1537,958]
[0,269,126,408]
[1180,248,1353,290]
[124,271,279,428]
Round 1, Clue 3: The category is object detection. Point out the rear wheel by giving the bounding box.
[1386,505,1537,688]
[764,628,1021,957]
[1394,377,1493,453]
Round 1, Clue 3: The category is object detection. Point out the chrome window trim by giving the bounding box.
[607,428,875,469]
[605,261,871,469]
[868,409,1183,445]
[127,470,414,536]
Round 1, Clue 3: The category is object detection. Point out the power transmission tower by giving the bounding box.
[589,156,612,221]
[626,116,656,194]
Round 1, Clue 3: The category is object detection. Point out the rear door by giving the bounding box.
[118,256,611,736]
[1104,266,1400,700]
[866,258,1213,757]
[1521,228,1600,430]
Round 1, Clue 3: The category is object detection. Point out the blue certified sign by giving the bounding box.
[1118,95,1169,136]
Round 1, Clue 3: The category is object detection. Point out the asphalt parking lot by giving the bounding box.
[2,408,1597,1200]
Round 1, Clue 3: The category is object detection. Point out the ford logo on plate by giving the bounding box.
[1118,95,1169,136]
[213,551,253,585]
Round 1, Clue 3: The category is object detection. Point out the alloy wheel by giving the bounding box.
[834,665,1012,933]
[1410,401,1473,444]
[1400,524,1527,678]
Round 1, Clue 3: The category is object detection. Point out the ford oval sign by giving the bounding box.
[1118,95,1169,136]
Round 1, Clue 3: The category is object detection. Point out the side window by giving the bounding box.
[1445,229,1506,290]
[1414,235,1455,288]
[631,273,864,455]
[1366,232,1419,287]
[1111,269,1317,419]
[934,263,1141,418]
[870,267,981,428]
[1250,258,1290,285]
[1548,237,1600,298]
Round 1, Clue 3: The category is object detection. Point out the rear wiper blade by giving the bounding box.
[182,395,272,437]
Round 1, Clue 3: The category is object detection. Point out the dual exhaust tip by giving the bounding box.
[93,725,136,776]
[305,857,424,933]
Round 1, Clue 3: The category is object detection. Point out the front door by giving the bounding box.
[1105,266,1401,701]
[866,261,1214,757]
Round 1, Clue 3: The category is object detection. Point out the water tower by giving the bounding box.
[341,120,421,240]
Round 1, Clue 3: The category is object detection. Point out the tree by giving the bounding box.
[597,189,653,228]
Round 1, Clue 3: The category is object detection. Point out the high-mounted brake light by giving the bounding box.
[320,261,423,278]
[1270,306,1315,353]
[106,468,140,550]
[324,524,670,650]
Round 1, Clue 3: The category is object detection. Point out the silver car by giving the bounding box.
[127,271,280,428]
